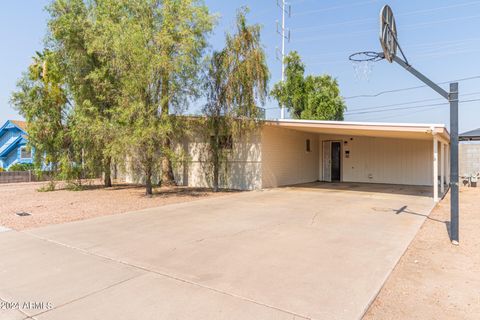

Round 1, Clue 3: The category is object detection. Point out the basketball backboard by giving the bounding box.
[379,5,397,63]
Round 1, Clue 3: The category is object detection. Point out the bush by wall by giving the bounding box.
[8,163,35,172]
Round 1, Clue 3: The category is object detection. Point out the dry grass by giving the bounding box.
[364,187,480,319]
[0,180,235,231]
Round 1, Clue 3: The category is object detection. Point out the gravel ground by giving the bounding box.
[364,187,480,319]
[0,181,233,230]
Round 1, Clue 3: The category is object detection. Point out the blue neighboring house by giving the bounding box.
[0,120,33,170]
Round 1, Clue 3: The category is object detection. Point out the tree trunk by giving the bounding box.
[213,153,219,192]
[104,156,112,188]
[145,163,153,196]
[161,138,176,186]
[160,74,176,187]
[212,119,220,192]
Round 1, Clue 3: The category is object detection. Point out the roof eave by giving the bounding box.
[0,136,23,157]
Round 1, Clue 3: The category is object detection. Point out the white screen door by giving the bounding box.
[322,141,331,182]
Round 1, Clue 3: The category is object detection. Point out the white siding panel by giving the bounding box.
[261,126,319,188]
[174,132,262,190]
[318,134,433,186]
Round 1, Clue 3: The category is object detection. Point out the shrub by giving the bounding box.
[0,167,3,172]
[8,163,35,171]
[37,181,56,192]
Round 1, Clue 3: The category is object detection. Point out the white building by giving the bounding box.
[168,119,450,203]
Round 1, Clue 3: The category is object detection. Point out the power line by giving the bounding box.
[294,2,480,33]
[346,98,480,116]
[346,102,448,115]
[293,0,375,17]
[346,91,480,113]
[356,105,443,121]
[343,75,480,100]
[345,97,444,113]
[293,12,480,43]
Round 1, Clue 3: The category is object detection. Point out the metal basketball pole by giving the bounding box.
[450,82,459,244]
[384,53,459,244]
[352,4,460,244]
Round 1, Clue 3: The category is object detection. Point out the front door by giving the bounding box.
[331,142,341,181]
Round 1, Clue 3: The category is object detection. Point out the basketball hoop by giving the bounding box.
[380,5,397,63]
[348,4,407,81]
[348,4,460,244]
[349,51,384,81]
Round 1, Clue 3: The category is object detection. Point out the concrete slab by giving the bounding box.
[35,273,302,320]
[26,183,433,320]
[0,231,142,318]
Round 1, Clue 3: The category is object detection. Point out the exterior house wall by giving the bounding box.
[174,131,262,190]
[0,121,33,170]
[120,122,440,190]
[460,143,480,176]
[318,134,433,186]
[261,126,319,188]
[5,148,21,168]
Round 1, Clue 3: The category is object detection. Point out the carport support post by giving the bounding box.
[450,82,459,244]
[433,137,439,203]
[440,143,445,194]
[446,145,450,186]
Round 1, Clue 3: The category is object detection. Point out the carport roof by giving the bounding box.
[265,119,450,142]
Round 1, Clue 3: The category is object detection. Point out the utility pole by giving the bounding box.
[276,0,290,119]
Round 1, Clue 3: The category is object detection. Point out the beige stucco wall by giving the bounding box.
[122,124,437,190]
[318,134,434,186]
[174,131,262,190]
[460,143,480,176]
[261,126,319,188]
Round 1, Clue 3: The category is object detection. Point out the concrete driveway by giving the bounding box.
[0,183,434,320]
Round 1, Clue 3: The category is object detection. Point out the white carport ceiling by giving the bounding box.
[265,119,450,142]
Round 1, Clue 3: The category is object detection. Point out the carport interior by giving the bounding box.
[263,120,450,202]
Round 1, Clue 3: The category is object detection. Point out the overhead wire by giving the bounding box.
[346,91,480,113]
[346,98,480,116]
[343,75,480,100]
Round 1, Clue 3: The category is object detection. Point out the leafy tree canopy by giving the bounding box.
[271,51,346,120]
[202,7,269,191]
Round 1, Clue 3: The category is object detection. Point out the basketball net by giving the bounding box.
[352,59,374,82]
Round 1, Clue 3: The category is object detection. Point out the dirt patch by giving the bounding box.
[364,187,480,319]
[0,181,235,230]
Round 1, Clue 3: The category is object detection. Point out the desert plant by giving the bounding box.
[8,163,35,172]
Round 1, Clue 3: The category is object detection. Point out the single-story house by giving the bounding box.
[0,120,32,170]
[125,119,450,203]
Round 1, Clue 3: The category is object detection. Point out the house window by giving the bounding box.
[306,139,311,152]
[20,147,31,159]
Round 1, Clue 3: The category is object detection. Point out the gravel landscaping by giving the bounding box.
[364,187,480,319]
[0,181,233,230]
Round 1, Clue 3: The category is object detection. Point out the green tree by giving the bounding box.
[93,0,214,195]
[271,51,305,118]
[271,51,346,120]
[11,50,70,187]
[156,0,215,186]
[302,75,345,120]
[47,0,122,187]
[203,8,269,192]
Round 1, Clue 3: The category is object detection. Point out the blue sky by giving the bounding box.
[1,0,480,132]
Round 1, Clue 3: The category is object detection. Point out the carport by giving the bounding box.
[262,120,451,202]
